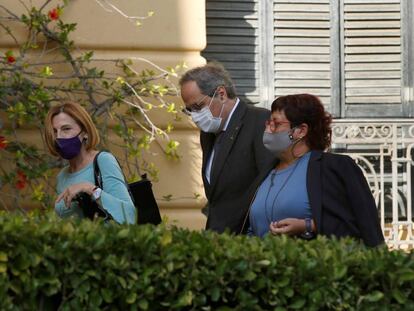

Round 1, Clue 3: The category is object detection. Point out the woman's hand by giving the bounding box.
[56,182,95,208]
[269,218,306,236]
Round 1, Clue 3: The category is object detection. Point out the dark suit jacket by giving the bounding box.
[246,150,384,247]
[200,101,273,233]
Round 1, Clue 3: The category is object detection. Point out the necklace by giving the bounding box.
[264,158,301,224]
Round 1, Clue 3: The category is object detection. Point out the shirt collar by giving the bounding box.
[222,98,240,131]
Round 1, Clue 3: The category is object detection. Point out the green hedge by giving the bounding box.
[0,212,413,310]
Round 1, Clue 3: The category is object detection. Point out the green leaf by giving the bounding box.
[0,252,8,262]
[398,271,414,282]
[40,66,53,77]
[289,298,306,309]
[364,291,384,302]
[257,259,271,266]
[0,263,7,273]
[277,277,290,288]
[334,265,347,280]
[117,276,127,289]
[117,228,130,238]
[126,292,137,304]
[82,51,94,62]
[211,286,220,302]
[283,288,294,298]
[392,289,407,304]
[176,291,193,307]
[138,299,149,310]
[101,288,113,303]
[16,256,31,270]
[245,271,256,281]
[160,231,172,246]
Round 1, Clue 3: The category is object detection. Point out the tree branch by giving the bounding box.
[39,24,99,107]
[0,5,20,19]
[39,0,53,12]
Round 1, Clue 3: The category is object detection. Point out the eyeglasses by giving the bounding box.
[265,119,290,133]
[182,94,209,116]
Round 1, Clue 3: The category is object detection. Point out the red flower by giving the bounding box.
[6,55,16,64]
[48,8,60,20]
[16,181,25,190]
[4,51,15,64]
[0,136,7,149]
[15,171,27,190]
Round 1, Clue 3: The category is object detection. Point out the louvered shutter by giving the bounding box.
[202,0,260,103]
[343,0,404,117]
[204,0,411,117]
[273,0,332,110]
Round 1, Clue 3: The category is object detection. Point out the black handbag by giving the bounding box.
[75,191,109,221]
[93,151,162,225]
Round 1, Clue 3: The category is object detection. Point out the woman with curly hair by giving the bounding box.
[245,94,384,246]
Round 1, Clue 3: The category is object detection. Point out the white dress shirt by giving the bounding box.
[205,98,240,183]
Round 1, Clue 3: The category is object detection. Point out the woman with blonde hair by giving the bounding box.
[44,102,135,224]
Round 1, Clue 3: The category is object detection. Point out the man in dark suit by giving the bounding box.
[180,62,273,234]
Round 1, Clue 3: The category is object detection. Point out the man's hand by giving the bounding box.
[56,182,95,208]
[269,218,306,236]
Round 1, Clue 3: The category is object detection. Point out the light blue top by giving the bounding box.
[55,151,136,224]
[249,152,312,237]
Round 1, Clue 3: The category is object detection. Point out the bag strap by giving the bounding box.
[93,151,104,189]
[91,151,111,221]
[94,150,148,206]
[94,150,148,185]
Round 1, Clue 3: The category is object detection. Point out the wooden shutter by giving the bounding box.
[342,0,403,117]
[202,0,260,103]
[273,0,332,110]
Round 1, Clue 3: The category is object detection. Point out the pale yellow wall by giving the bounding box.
[0,0,207,230]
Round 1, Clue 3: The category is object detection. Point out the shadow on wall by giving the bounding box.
[202,0,258,104]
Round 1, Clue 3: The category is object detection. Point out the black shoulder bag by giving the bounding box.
[93,151,162,225]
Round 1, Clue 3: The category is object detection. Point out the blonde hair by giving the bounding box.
[44,102,100,157]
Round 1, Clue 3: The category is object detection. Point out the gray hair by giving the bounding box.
[179,61,237,99]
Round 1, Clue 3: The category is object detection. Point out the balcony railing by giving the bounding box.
[332,119,414,249]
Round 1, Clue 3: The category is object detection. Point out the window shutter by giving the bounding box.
[202,0,260,103]
[273,0,332,110]
[342,0,403,117]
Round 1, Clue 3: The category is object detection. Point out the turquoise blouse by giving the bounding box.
[55,152,136,224]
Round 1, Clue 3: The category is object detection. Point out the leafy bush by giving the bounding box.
[1,212,413,310]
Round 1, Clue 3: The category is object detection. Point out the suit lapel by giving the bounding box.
[209,102,247,192]
[307,150,323,232]
[200,132,215,197]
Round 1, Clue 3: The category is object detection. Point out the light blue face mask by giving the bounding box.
[262,128,296,158]
[190,88,225,133]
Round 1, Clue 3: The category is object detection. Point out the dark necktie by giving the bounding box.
[211,131,225,175]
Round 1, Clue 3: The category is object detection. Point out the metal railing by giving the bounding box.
[332,119,414,249]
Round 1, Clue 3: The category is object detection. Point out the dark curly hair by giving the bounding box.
[271,94,332,150]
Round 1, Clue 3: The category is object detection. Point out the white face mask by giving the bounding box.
[190,89,225,133]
